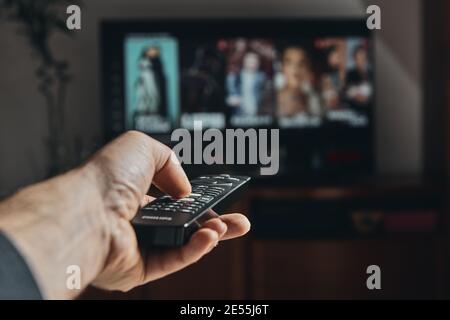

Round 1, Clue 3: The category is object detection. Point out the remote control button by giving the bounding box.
[203,192,219,197]
[191,179,215,184]
[215,178,238,183]
[193,179,220,185]
[219,174,230,177]
[198,196,214,202]
[208,194,220,198]
[181,209,194,213]
[213,183,233,187]
[178,198,195,202]
[189,193,202,197]
[180,202,195,207]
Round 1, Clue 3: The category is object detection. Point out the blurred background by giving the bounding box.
[0,0,448,299]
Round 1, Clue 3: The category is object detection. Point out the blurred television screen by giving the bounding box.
[103,19,373,179]
[119,23,373,134]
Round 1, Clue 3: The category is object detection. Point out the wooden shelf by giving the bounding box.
[248,176,443,201]
[81,176,446,300]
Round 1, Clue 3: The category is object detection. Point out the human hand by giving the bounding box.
[0,131,250,299]
[87,131,251,291]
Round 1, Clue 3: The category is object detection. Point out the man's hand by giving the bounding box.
[87,131,250,291]
[0,131,250,299]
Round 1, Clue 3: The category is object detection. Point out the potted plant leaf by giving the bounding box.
[0,0,83,177]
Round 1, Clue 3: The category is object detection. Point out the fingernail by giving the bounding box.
[219,221,227,237]
[208,242,218,253]
[207,238,219,253]
[170,151,181,166]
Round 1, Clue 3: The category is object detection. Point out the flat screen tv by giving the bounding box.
[102,19,374,185]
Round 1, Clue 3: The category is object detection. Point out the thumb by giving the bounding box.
[88,131,191,220]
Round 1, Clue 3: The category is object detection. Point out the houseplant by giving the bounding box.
[0,0,83,176]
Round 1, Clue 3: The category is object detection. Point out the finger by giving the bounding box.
[128,131,191,199]
[144,228,219,281]
[152,152,191,199]
[140,195,155,207]
[90,131,191,214]
[219,214,251,241]
[196,208,220,225]
[201,218,227,239]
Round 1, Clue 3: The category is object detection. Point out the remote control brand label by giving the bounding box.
[142,215,173,221]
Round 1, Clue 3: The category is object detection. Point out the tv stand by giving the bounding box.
[81,175,445,299]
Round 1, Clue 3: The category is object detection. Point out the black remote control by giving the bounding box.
[132,174,251,248]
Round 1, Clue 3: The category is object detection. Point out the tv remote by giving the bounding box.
[132,174,251,248]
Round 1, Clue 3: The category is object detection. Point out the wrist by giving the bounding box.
[0,166,112,299]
